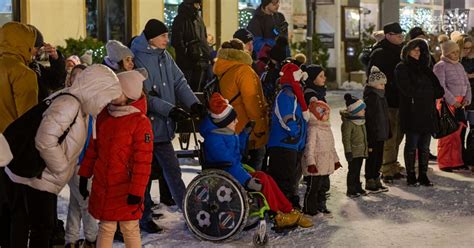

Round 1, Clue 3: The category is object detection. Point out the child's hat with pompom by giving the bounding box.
[209,93,237,128]
[344,93,366,115]
[279,63,310,120]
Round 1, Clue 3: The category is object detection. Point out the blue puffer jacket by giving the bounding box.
[131,33,199,142]
[199,116,251,185]
[268,85,307,151]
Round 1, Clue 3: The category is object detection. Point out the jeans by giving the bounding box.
[382,108,404,176]
[365,141,384,180]
[243,147,266,171]
[405,132,431,156]
[97,220,140,248]
[65,167,98,244]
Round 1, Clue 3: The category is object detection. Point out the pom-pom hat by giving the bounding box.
[209,93,237,128]
[344,93,366,115]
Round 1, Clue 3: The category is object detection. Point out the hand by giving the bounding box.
[243,120,256,134]
[307,165,318,174]
[246,177,262,192]
[79,176,89,200]
[335,162,342,170]
[453,102,462,108]
[190,102,207,119]
[345,152,353,162]
[127,194,142,205]
[169,107,190,122]
[43,43,59,60]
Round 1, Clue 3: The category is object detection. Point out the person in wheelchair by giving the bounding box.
[199,93,313,229]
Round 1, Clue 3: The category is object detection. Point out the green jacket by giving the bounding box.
[340,110,368,159]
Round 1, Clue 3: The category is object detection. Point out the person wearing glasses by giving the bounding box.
[367,22,405,184]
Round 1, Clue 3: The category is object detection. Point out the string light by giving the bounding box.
[239,8,254,29]
[400,6,438,33]
[443,8,469,33]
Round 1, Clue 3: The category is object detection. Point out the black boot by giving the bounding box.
[404,151,418,186]
[346,173,360,197]
[418,152,433,186]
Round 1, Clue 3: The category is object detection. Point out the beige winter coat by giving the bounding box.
[5,65,122,194]
[302,114,339,176]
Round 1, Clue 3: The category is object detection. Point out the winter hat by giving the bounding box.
[116,69,147,100]
[441,40,460,56]
[279,63,309,116]
[408,27,426,40]
[344,93,366,115]
[450,31,462,42]
[368,66,387,86]
[383,22,404,34]
[66,55,81,66]
[309,97,330,121]
[294,53,307,66]
[437,34,449,44]
[143,19,168,40]
[269,36,288,63]
[261,0,273,8]
[304,65,323,84]
[233,28,254,44]
[80,50,93,66]
[209,93,237,128]
[106,40,134,64]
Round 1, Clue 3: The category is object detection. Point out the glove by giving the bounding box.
[169,107,190,122]
[287,120,300,138]
[79,176,89,200]
[243,120,256,134]
[345,152,353,162]
[127,194,142,205]
[335,162,342,170]
[245,177,262,192]
[307,165,318,174]
[190,102,207,119]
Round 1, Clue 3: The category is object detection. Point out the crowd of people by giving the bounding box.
[0,0,473,247]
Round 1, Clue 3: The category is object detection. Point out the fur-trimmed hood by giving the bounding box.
[401,38,431,67]
[213,48,253,76]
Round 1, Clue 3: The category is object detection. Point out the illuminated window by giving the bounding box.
[0,0,19,26]
[86,0,131,43]
[239,0,260,29]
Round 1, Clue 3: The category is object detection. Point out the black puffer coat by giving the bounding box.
[171,3,210,70]
[363,86,390,144]
[395,38,445,133]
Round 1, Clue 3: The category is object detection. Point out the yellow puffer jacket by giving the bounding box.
[0,22,38,132]
[213,48,269,149]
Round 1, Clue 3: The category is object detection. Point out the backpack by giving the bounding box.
[359,42,382,69]
[202,69,240,106]
[3,92,80,179]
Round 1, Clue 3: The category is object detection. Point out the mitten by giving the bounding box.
[245,177,263,192]
[169,107,190,122]
[345,152,353,162]
[307,165,318,174]
[79,176,89,200]
[190,102,207,118]
[127,194,142,205]
[335,161,342,170]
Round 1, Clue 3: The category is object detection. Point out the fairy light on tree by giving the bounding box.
[239,8,254,29]
[400,6,436,33]
[443,8,469,34]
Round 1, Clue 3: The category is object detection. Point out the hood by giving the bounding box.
[213,48,252,76]
[178,2,198,19]
[107,95,147,117]
[401,38,431,67]
[67,64,122,116]
[199,116,219,138]
[131,33,165,55]
[0,22,36,64]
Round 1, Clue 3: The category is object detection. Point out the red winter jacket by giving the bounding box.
[78,96,153,221]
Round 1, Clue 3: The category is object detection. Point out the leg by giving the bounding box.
[244,147,266,171]
[291,152,303,209]
[96,221,117,248]
[347,158,362,196]
[65,175,82,244]
[154,142,186,210]
[75,177,98,242]
[404,132,419,185]
[27,187,56,248]
[267,147,298,205]
[157,160,175,206]
[365,141,378,181]
[251,171,293,213]
[120,220,141,248]
[139,180,162,233]
[303,176,321,215]
[318,176,330,213]
[0,168,11,247]
[382,108,403,178]
[417,133,433,186]
[6,177,29,248]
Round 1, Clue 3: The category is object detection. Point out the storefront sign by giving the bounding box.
[316,33,335,48]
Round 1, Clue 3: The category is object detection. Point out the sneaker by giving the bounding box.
[356,183,368,196]
[140,220,163,234]
[375,178,389,192]
[346,192,361,198]
[365,179,379,192]
[440,167,453,172]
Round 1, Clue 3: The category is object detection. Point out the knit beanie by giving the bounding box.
[66,55,81,67]
[344,93,366,115]
[80,50,93,66]
[308,97,330,121]
[269,36,288,63]
[450,31,462,42]
[367,66,387,86]
[116,69,147,100]
[279,63,309,116]
[143,19,168,40]
[438,34,449,44]
[106,40,134,64]
[441,40,459,56]
[209,93,237,128]
[304,65,323,84]
[233,28,254,44]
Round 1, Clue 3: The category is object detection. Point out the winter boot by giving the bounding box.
[297,213,314,228]
[274,210,300,228]
[418,152,433,186]
[83,240,96,248]
[404,151,418,186]
[356,183,367,196]
[365,179,378,192]
[375,177,389,192]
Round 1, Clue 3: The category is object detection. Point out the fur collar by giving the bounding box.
[217,48,253,65]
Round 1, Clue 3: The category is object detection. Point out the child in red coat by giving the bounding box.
[78,70,153,247]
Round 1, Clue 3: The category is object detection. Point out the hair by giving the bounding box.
[221,39,245,51]
[455,35,473,58]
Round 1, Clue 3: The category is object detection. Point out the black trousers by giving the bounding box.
[303,175,330,215]
[182,61,209,92]
[365,141,384,180]
[4,173,56,248]
[267,147,302,209]
[347,157,364,194]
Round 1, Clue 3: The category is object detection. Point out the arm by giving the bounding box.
[172,58,200,108]
[12,68,38,116]
[364,94,378,144]
[40,50,67,91]
[171,16,187,59]
[78,137,97,178]
[341,121,353,154]
[303,125,317,166]
[463,74,472,105]
[433,63,457,105]
[128,118,153,197]
[395,64,417,98]
[274,91,299,136]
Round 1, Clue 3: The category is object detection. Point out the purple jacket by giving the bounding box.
[433,57,472,105]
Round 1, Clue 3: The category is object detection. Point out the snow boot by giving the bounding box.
[418,152,433,186]
[297,213,314,228]
[356,183,367,196]
[404,151,418,186]
[365,179,378,192]
[375,177,389,192]
[274,210,300,229]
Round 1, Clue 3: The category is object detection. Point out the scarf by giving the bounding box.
[107,104,140,117]
[441,55,459,64]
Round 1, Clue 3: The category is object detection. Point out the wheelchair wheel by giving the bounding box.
[183,169,249,241]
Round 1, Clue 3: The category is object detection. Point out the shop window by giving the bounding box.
[86,0,131,44]
[239,0,260,29]
[0,0,19,26]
